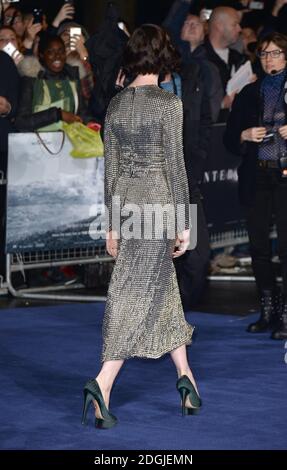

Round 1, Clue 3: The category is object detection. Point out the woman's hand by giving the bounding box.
[172,229,190,259]
[278,125,287,140]
[23,19,42,49]
[106,230,118,259]
[68,34,89,61]
[241,127,266,143]
[52,4,75,28]
[61,110,82,124]
[0,96,11,115]
[11,49,23,65]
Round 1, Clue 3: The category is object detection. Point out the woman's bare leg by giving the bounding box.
[170,344,200,401]
[95,360,124,410]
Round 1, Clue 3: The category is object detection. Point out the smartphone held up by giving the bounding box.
[63,0,75,20]
[2,41,23,65]
[70,27,81,51]
[33,8,43,25]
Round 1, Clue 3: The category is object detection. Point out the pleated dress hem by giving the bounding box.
[101,326,194,362]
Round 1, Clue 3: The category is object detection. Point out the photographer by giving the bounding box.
[224,32,287,340]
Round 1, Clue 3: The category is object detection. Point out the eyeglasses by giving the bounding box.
[257,49,284,59]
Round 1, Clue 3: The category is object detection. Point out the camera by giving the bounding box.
[261,132,275,144]
[33,8,43,24]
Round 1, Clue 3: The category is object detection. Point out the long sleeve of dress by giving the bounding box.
[104,101,120,232]
[163,96,190,233]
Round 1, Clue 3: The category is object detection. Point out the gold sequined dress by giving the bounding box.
[102,85,194,362]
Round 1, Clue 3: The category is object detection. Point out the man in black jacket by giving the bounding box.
[0,50,19,281]
[204,6,246,121]
[161,61,211,309]
[87,2,128,125]
[178,63,211,309]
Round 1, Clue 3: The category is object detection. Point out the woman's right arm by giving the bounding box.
[104,100,120,254]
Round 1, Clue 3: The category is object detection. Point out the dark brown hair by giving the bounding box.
[256,32,287,58]
[122,24,179,77]
[38,33,65,56]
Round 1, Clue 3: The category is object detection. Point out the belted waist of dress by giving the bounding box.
[119,159,166,176]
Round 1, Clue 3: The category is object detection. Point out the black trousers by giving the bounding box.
[174,199,210,310]
[245,167,287,297]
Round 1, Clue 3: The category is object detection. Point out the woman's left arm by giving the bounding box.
[163,96,190,236]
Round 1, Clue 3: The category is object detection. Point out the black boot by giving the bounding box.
[247,289,275,333]
[271,300,287,340]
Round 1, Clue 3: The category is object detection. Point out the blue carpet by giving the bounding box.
[0,303,286,450]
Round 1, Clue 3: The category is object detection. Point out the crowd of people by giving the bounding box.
[0,0,287,341]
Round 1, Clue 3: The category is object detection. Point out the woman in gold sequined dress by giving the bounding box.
[82,25,201,429]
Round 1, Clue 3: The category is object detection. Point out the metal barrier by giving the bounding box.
[209,228,249,249]
[208,226,278,282]
[5,246,113,301]
[0,171,7,295]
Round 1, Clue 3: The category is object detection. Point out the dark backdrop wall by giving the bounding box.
[135,0,174,25]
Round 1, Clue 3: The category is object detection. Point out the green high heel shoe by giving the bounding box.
[81,379,117,429]
[176,375,202,416]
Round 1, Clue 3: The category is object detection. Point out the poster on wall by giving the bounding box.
[6,132,105,253]
[200,123,246,243]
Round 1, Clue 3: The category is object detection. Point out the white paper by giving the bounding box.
[226,61,253,96]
